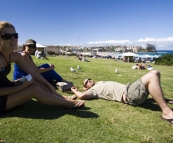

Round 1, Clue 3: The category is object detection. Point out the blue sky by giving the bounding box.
[1,0,173,50]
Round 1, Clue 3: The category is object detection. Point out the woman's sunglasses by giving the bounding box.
[84,78,91,88]
[27,45,36,49]
[0,33,18,40]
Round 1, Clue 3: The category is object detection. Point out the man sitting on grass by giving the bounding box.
[71,70,173,125]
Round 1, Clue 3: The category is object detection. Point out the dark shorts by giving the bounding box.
[0,95,8,113]
[0,81,15,114]
[126,79,149,106]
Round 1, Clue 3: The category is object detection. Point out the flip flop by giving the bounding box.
[66,100,85,109]
[165,98,173,104]
[68,95,77,100]
[160,116,173,125]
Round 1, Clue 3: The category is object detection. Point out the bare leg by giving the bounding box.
[32,81,76,100]
[141,70,173,120]
[6,85,84,110]
[15,80,65,99]
[33,81,65,98]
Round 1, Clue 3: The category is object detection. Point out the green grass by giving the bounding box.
[1,56,173,143]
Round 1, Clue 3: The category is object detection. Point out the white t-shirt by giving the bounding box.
[35,50,38,56]
[86,81,126,102]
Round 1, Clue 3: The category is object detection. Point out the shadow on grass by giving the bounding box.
[0,100,99,119]
[139,98,162,111]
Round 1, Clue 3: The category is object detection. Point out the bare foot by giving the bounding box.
[66,100,85,109]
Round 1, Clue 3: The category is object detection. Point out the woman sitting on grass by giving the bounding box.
[13,39,73,91]
[0,21,84,114]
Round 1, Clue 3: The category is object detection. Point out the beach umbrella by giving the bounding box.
[121,52,138,57]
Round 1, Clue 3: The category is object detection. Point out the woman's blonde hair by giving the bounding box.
[0,21,15,34]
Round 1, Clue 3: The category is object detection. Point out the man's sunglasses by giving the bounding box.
[84,78,91,88]
[0,33,18,40]
[27,45,36,49]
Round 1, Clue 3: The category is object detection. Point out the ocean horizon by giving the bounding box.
[81,50,173,59]
[106,50,173,59]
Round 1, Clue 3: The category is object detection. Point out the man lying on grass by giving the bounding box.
[71,70,173,125]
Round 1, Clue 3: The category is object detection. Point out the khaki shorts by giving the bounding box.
[126,79,149,106]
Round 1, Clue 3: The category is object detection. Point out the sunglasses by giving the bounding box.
[27,45,36,49]
[0,33,18,40]
[84,78,91,88]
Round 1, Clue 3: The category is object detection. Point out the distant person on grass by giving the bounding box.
[13,39,73,91]
[132,63,147,69]
[0,21,84,114]
[132,63,153,70]
[71,70,173,125]
[35,48,49,60]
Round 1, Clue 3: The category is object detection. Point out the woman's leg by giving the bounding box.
[6,85,84,110]
[33,80,76,100]
[38,64,62,82]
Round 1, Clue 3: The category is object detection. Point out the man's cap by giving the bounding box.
[25,39,36,46]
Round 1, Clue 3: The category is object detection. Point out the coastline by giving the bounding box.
[80,50,173,59]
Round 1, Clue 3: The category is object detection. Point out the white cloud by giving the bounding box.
[137,38,156,42]
[18,37,173,50]
[87,37,173,50]
[136,37,173,50]
[59,43,72,46]
[88,40,130,45]
[137,37,173,42]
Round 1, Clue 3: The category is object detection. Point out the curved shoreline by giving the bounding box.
[79,50,173,58]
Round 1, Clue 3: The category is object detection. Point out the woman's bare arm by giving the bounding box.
[21,53,54,73]
[12,52,56,94]
[0,79,34,96]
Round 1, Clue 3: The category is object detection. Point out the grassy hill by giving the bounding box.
[1,56,173,143]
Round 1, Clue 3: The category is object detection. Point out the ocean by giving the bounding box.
[110,50,173,59]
